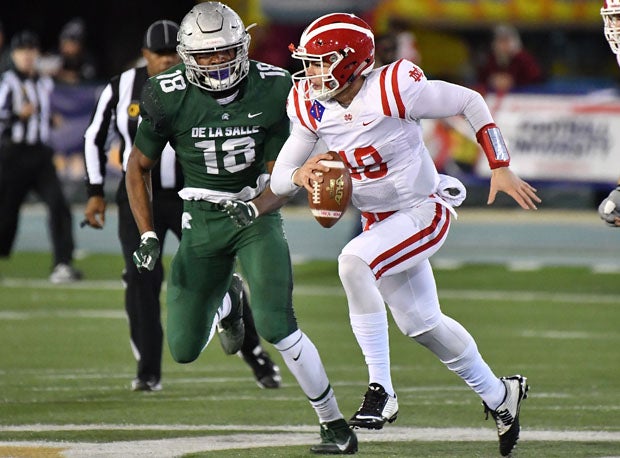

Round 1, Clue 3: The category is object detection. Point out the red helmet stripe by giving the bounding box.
[301,22,374,46]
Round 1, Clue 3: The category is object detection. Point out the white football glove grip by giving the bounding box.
[220,200,259,228]
[598,187,620,227]
[133,231,161,272]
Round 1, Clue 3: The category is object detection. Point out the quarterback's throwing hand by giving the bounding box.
[133,231,160,272]
[219,200,259,227]
[598,187,620,227]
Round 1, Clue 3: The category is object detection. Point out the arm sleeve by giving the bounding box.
[408,80,494,132]
[83,82,115,196]
[270,123,318,197]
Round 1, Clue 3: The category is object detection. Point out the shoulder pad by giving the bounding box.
[139,80,168,134]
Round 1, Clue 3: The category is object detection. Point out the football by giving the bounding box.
[307,151,353,228]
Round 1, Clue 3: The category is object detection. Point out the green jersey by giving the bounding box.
[135,60,292,196]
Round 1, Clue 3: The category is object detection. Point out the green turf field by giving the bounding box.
[0,252,619,457]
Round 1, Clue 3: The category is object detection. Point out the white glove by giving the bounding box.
[437,174,467,208]
[598,187,620,227]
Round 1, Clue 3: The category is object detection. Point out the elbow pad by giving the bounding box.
[476,123,510,169]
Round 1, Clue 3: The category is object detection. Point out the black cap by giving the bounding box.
[11,30,40,50]
[60,18,86,42]
[143,20,179,53]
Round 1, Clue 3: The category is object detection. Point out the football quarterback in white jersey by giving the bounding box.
[598,0,620,226]
[267,13,540,457]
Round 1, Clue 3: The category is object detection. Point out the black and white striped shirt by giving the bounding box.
[0,69,53,145]
[84,66,181,198]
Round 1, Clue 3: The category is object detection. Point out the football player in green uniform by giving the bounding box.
[125,2,357,454]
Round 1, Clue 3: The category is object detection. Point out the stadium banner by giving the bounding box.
[373,0,602,29]
[50,82,103,157]
[475,92,620,183]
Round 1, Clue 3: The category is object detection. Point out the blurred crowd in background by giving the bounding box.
[0,0,618,208]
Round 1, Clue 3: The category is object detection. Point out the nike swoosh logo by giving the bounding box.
[248,112,263,118]
[362,118,377,126]
[292,349,302,361]
[337,437,351,451]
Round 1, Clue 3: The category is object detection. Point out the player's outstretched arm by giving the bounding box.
[219,186,291,228]
[488,167,540,210]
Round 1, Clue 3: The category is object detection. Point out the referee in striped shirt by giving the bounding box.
[83,20,281,391]
[0,30,81,283]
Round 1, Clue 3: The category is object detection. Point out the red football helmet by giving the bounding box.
[602,0,620,56]
[290,13,375,100]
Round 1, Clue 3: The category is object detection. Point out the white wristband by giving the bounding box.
[291,168,301,187]
[141,231,158,241]
[248,201,259,218]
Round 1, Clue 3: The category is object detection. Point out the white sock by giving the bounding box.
[218,292,232,322]
[274,329,343,423]
[350,311,394,397]
[204,293,232,350]
[443,341,505,410]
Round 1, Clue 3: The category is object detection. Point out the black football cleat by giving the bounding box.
[217,274,245,355]
[483,375,529,456]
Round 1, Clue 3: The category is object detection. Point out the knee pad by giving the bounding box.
[338,254,384,315]
[338,254,369,289]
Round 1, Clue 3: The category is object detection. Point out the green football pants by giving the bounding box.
[166,200,298,363]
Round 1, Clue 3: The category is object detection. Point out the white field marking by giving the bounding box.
[520,330,612,340]
[592,263,620,274]
[507,261,545,271]
[1,278,617,305]
[0,309,125,320]
[0,278,124,290]
[1,425,620,458]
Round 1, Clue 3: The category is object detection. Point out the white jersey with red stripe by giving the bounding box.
[287,59,439,214]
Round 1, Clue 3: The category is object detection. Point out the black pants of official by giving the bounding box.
[0,143,74,265]
[117,191,260,382]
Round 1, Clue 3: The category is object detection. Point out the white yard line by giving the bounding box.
[1,278,617,305]
[1,425,619,457]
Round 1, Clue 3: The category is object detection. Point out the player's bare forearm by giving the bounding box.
[125,146,156,235]
[252,185,290,215]
[488,167,541,210]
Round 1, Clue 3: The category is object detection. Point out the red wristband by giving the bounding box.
[476,123,510,169]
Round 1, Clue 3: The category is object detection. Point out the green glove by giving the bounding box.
[218,200,259,228]
[133,231,160,272]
